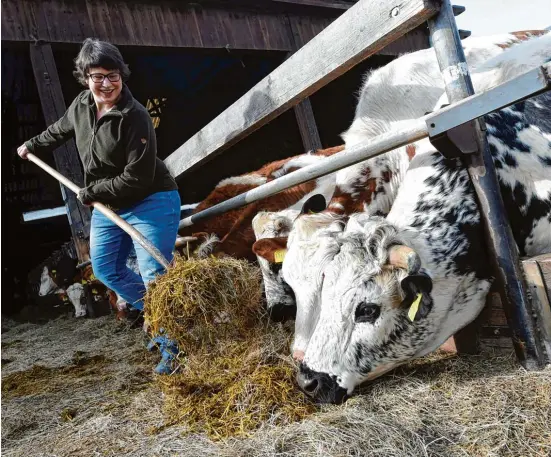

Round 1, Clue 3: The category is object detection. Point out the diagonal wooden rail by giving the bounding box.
[164,0,440,178]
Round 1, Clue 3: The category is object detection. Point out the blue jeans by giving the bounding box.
[90,190,180,310]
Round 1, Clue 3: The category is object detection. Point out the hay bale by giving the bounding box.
[144,255,316,439]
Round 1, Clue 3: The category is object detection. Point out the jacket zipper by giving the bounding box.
[88,108,97,171]
[87,109,122,171]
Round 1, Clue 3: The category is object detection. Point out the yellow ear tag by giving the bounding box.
[408,293,423,322]
[274,249,287,264]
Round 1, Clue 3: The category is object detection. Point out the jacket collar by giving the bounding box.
[80,84,134,114]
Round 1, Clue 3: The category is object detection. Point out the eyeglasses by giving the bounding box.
[88,72,121,83]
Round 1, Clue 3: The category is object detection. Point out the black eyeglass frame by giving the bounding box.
[88,72,122,83]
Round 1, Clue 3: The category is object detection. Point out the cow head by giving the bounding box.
[294,216,487,404]
[66,283,87,318]
[252,209,299,321]
[38,266,65,296]
[252,194,329,322]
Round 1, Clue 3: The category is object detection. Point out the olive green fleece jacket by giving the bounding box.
[25,85,177,210]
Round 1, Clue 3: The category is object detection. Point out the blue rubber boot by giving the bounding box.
[148,335,179,375]
[147,335,167,352]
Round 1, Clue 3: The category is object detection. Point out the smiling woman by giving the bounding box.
[15,38,181,375]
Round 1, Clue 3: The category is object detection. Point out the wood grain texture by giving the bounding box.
[523,257,551,359]
[164,0,439,177]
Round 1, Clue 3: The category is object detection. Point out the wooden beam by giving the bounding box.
[273,0,354,9]
[288,16,323,152]
[523,255,551,362]
[29,43,91,264]
[527,254,551,301]
[164,0,439,177]
[293,98,323,151]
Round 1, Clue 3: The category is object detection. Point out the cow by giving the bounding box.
[286,35,551,403]
[30,243,107,318]
[178,145,344,262]
[34,243,140,319]
[251,32,547,323]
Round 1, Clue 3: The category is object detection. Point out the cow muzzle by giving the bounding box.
[296,364,348,404]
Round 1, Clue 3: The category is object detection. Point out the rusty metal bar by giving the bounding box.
[428,0,547,368]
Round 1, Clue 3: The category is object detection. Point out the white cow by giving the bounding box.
[289,35,551,403]
[252,31,548,338]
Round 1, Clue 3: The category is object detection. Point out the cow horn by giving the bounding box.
[387,245,421,274]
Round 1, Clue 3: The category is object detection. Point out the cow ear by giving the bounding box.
[252,237,288,263]
[400,272,433,322]
[300,194,327,215]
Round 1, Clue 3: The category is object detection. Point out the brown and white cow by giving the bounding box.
[178,145,344,262]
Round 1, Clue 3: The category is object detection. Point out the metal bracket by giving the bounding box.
[426,62,551,159]
[429,119,478,158]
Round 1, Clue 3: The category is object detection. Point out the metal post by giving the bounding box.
[428,0,546,368]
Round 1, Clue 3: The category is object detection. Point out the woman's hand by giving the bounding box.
[17,144,30,159]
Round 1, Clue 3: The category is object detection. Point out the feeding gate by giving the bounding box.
[166,0,551,368]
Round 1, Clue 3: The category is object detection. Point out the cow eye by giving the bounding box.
[355,302,380,323]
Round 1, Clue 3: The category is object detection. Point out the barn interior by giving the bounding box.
[2,0,403,319]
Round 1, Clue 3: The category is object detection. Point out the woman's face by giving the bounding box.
[87,66,122,107]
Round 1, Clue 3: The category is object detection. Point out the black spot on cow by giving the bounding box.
[269,262,282,275]
[539,155,551,167]
[498,181,551,256]
[503,153,518,168]
[523,92,551,136]
[512,182,528,208]
[452,221,489,280]
[484,105,530,153]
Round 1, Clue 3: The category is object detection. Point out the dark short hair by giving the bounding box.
[73,38,130,86]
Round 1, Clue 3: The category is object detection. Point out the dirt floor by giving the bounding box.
[2,315,550,457]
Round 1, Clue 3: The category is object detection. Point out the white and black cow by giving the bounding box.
[252,31,547,323]
[289,36,551,403]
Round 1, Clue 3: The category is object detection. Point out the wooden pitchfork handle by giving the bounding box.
[27,153,170,269]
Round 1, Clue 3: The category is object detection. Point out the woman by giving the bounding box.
[18,38,180,374]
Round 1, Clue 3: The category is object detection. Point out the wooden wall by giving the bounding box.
[1,0,428,55]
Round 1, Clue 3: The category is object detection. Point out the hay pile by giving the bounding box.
[144,255,316,439]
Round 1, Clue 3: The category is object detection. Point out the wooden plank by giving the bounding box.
[165,0,439,177]
[288,16,323,152]
[523,257,551,361]
[273,0,353,9]
[2,0,294,51]
[29,42,91,264]
[530,253,551,301]
[293,98,323,151]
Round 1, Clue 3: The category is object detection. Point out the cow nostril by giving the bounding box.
[303,378,318,394]
[296,371,319,397]
[297,365,349,404]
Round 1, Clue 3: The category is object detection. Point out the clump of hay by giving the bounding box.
[2,354,108,399]
[144,255,316,439]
